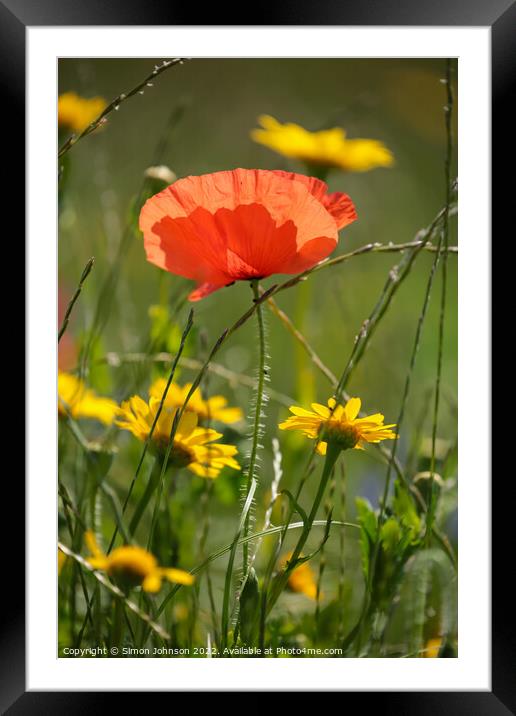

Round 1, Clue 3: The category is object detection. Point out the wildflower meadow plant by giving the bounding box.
[279,396,397,454]
[251,115,394,174]
[148,378,243,424]
[58,92,107,134]
[58,57,458,661]
[85,531,194,593]
[116,398,241,478]
[58,371,118,425]
[139,168,357,300]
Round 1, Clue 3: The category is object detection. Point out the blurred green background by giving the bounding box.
[58,59,457,645]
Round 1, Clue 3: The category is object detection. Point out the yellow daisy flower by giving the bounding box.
[282,551,319,600]
[58,371,118,425]
[149,378,243,425]
[116,396,240,478]
[251,115,394,172]
[58,92,106,133]
[84,531,194,593]
[279,396,397,455]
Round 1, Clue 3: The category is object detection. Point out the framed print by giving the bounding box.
[4,0,507,708]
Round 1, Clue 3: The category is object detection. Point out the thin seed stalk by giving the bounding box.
[426,59,454,545]
[417,59,455,659]
[58,257,94,343]
[242,280,267,573]
[359,225,447,641]
[58,59,187,158]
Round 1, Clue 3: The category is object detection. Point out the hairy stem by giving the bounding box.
[242,280,268,573]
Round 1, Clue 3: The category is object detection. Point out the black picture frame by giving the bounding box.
[6,0,505,709]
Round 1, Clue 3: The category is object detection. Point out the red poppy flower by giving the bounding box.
[139,168,357,301]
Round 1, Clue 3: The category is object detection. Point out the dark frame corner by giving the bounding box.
[8,0,508,710]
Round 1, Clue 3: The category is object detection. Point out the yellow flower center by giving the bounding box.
[153,436,194,468]
[169,443,195,468]
[107,546,157,587]
[321,420,361,450]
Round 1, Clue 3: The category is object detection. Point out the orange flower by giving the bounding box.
[139,169,357,301]
[281,551,319,600]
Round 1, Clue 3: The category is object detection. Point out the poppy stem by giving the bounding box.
[242,280,268,576]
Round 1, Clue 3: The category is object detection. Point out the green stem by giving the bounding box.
[128,458,161,537]
[417,59,454,660]
[146,459,171,552]
[107,309,194,552]
[314,469,336,643]
[337,461,348,642]
[266,442,341,615]
[58,257,94,343]
[155,519,359,623]
[242,280,267,573]
[110,598,124,650]
[221,479,257,651]
[426,59,454,546]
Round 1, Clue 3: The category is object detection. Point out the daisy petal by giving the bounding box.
[344,397,361,421]
[311,403,331,418]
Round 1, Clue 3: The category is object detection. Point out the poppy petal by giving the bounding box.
[285,236,338,273]
[320,191,358,230]
[271,170,357,229]
[139,169,355,300]
[188,281,228,302]
[141,210,230,286]
[214,204,300,278]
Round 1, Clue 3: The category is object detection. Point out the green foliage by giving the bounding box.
[397,548,457,655]
[355,497,378,583]
[213,470,243,506]
[76,332,113,396]
[148,305,196,358]
[380,517,401,553]
[392,481,422,545]
[353,482,427,653]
